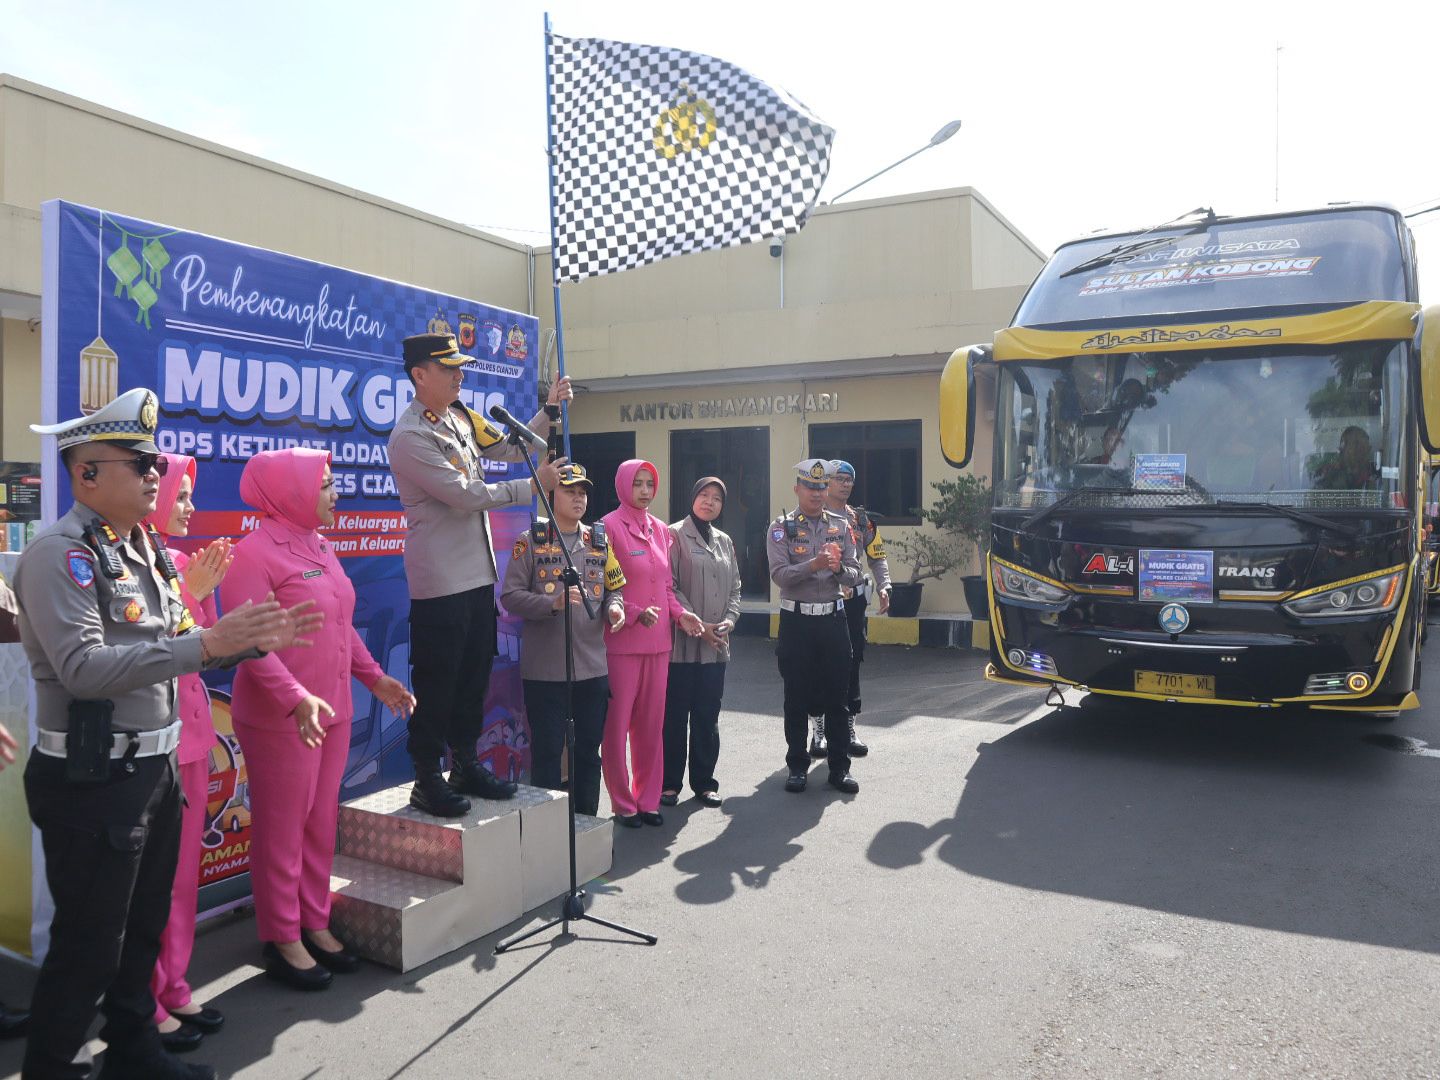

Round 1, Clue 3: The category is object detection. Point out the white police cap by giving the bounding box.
[31,387,161,454]
[793,458,831,490]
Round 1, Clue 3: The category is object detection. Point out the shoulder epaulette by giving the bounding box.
[82,519,125,580]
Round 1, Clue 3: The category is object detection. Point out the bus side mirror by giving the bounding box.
[940,344,987,468]
[1420,305,1440,454]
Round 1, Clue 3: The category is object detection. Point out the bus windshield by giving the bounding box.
[994,343,1408,511]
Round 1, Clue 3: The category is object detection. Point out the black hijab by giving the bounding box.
[688,476,726,544]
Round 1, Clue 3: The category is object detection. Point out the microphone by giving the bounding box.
[488,404,549,455]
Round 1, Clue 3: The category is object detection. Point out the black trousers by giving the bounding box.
[23,751,181,1080]
[843,593,869,715]
[776,608,852,777]
[407,585,497,769]
[663,661,726,795]
[523,676,608,817]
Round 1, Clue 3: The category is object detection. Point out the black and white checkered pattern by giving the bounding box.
[547,34,834,283]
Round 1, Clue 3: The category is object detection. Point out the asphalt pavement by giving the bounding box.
[4,635,1440,1078]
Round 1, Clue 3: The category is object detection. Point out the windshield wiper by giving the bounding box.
[1212,499,1361,538]
[1023,484,1142,531]
[1059,207,1217,279]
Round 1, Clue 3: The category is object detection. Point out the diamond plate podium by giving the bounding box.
[328,783,612,971]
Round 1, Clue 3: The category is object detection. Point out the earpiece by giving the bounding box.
[82,465,97,482]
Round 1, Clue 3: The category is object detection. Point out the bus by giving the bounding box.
[940,204,1440,716]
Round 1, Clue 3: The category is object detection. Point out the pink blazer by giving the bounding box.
[225,517,384,732]
[602,509,686,656]
[171,549,218,765]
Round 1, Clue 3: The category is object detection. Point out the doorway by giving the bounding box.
[669,426,770,599]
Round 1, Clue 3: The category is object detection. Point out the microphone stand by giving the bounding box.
[494,431,656,952]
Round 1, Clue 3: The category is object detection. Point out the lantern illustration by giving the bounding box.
[79,336,119,416]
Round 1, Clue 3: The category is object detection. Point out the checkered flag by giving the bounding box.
[547,33,834,283]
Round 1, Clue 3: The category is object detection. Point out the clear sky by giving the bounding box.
[2,0,1438,297]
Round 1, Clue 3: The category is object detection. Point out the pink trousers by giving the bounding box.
[150,758,209,1023]
[602,652,668,817]
[233,718,350,942]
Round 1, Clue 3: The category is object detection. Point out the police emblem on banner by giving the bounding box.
[458,313,477,350]
[505,324,529,360]
[483,320,504,356]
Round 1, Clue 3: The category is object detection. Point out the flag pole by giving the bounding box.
[543,11,572,461]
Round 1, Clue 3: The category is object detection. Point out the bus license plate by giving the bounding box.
[1135,670,1215,698]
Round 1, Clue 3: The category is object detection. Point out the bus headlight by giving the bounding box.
[1283,571,1404,618]
[992,561,1070,606]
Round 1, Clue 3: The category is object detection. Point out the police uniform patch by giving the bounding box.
[544,582,557,594]
[793,545,810,554]
[513,537,527,558]
[423,409,441,424]
[591,583,602,597]
[123,599,143,623]
[538,567,549,579]
[66,550,95,588]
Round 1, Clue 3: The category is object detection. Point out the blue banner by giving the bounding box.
[41,200,538,890]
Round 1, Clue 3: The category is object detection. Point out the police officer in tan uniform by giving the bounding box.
[767,459,863,794]
[15,388,320,1080]
[810,458,892,759]
[499,463,625,816]
[389,333,570,817]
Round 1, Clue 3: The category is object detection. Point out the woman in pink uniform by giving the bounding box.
[146,453,234,1051]
[602,459,703,827]
[227,449,415,990]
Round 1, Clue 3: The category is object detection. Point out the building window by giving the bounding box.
[808,420,922,525]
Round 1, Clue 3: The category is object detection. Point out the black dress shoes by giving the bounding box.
[303,933,361,973]
[615,813,643,828]
[784,772,807,793]
[827,772,860,794]
[410,770,471,817]
[97,1027,216,1080]
[659,791,679,806]
[0,1000,29,1039]
[449,760,518,800]
[263,942,334,991]
[159,1022,204,1053]
[171,1007,224,1035]
[639,811,664,826]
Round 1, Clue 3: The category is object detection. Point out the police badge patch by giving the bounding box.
[66,550,95,588]
[771,528,784,542]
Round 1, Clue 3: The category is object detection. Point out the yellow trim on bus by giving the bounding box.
[1273,560,1415,703]
[993,300,1420,362]
[1285,563,1406,602]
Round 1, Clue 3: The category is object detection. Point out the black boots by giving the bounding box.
[410,767,471,817]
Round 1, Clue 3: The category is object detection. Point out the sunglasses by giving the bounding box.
[88,453,168,478]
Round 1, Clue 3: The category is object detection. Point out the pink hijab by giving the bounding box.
[612,459,660,536]
[144,453,198,542]
[239,448,331,541]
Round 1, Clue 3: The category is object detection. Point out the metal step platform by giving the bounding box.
[329,782,612,971]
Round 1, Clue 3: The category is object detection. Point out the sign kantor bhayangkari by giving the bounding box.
[619,391,840,423]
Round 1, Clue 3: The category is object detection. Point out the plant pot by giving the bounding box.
[888,582,924,617]
[961,574,989,618]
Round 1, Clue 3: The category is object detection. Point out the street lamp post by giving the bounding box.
[825,119,963,204]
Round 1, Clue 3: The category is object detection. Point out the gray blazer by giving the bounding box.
[668,517,742,664]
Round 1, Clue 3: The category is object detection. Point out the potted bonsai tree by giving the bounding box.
[885,474,992,618]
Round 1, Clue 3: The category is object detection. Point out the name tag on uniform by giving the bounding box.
[303,569,324,579]
[629,550,645,557]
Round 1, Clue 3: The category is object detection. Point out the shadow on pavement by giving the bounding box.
[868,692,1440,954]
[670,768,831,904]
